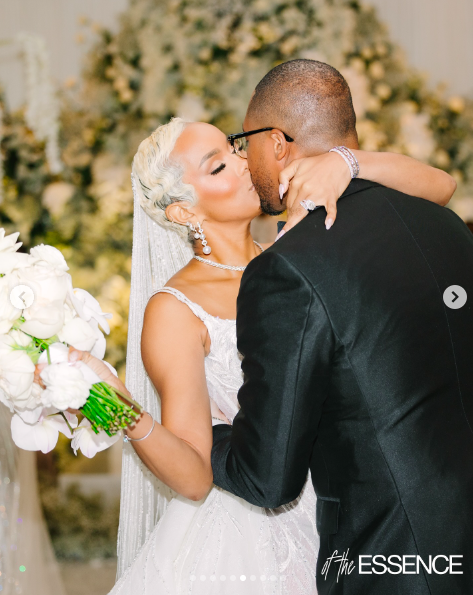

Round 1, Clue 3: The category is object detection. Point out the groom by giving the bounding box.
[211,59,473,594]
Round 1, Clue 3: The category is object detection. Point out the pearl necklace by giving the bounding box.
[193,241,263,271]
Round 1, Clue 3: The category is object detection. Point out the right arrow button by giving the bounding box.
[443,285,467,310]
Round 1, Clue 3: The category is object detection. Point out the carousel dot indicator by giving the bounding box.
[240,575,246,581]
[19,566,26,573]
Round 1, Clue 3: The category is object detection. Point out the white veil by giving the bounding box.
[116,175,193,578]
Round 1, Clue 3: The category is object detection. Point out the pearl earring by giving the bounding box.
[187,221,212,255]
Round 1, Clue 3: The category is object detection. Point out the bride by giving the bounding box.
[67,117,455,594]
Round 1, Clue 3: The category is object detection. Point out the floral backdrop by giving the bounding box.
[1,0,473,381]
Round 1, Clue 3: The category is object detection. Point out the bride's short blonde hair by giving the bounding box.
[132,117,198,240]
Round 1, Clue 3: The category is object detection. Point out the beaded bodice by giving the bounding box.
[152,287,242,423]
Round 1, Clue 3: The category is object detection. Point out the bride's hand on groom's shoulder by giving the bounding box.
[278,152,352,236]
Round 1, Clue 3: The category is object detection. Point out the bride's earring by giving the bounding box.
[187,221,212,255]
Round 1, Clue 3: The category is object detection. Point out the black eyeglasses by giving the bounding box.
[227,127,294,158]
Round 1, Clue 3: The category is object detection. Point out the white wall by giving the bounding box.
[0,0,472,110]
[369,0,473,96]
[0,0,128,109]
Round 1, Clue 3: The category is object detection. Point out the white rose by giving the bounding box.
[0,275,22,333]
[67,287,112,335]
[40,362,91,410]
[58,317,97,352]
[29,244,69,272]
[71,418,119,458]
[11,408,77,453]
[0,334,35,405]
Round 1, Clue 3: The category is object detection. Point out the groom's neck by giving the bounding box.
[281,135,359,169]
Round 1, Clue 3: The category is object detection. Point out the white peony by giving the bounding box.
[0,252,31,275]
[40,362,91,410]
[57,317,98,352]
[29,243,69,272]
[71,417,119,458]
[17,258,72,339]
[0,275,22,333]
[67,287,112,335]
[37,341,102,386]
[20,297,65,339]
[11,408,77,454]
[0,334,35,407]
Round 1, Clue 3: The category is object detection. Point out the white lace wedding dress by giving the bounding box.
[110,287,319,595]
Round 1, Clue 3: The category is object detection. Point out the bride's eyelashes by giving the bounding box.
[210,163,226,176]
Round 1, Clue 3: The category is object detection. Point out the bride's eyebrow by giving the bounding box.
[199,148,220,168]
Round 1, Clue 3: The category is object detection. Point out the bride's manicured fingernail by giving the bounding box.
[275,229,286,241]
[325,219,334,230]
[279,184,285,201]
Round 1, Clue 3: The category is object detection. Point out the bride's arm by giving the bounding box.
[279,151,457,234]
[67,294,214,501]
[353,150,456,206]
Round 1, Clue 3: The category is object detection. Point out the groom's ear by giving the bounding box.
[270,130,291,164]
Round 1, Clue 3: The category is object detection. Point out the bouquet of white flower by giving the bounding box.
[0,228,142,457]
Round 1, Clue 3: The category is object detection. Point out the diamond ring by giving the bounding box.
[300,199,317,211]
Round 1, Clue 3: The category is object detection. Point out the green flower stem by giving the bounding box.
[80,382,142,437]
[58,411,75,434]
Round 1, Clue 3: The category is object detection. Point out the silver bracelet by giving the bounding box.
[123,412,155,443]
[329,146,360,179]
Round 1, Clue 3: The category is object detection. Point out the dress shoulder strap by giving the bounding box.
[151,287,210,324]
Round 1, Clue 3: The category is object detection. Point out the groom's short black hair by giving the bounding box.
[247,59,358,152]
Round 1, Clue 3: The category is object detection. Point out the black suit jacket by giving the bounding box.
[211,180,473,594]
